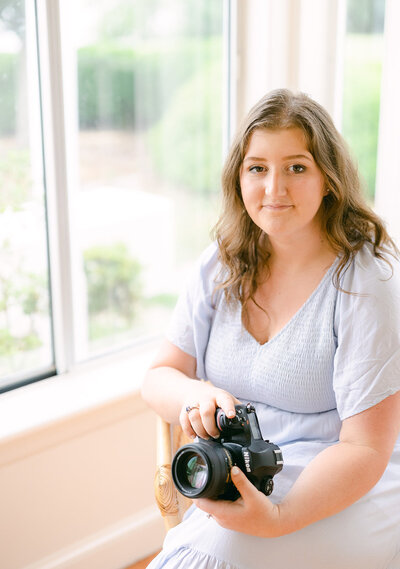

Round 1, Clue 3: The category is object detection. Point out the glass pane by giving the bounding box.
[342,0,386,202]
[64,0,224,359]
[0,1,53,388]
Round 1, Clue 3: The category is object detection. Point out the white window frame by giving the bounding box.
[36,0,75,375]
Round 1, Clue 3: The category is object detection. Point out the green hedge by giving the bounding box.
[0,37,221,134]
[147,59,222,194]
[77,37,221,130]
[342,34,383,200]
[78,45,136,129]
[0,53,18,135]
[0,149,31,211]
[83,242,142,326]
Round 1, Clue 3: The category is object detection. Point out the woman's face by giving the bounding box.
[239,127,327,244]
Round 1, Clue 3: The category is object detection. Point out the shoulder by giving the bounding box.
[195,241,220,275]
[194,241,222,286]
[333,244,400,419]
[340,242,400,296]
[185,241,223,306]
[334,243,400,334]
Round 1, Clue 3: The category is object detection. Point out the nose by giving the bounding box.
[264,170,286,197]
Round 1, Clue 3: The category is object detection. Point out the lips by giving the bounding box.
[262,203,293,210]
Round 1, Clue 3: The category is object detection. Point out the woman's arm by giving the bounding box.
[141,340,198,422]
[141,339,238,439]
[195,391,400,537]
[278,391,400,533]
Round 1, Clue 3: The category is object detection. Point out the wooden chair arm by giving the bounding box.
[154,416,192,531]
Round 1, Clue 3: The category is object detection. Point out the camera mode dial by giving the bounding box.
[261,477,274,496]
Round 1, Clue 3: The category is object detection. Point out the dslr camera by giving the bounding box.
[172,403,283,501]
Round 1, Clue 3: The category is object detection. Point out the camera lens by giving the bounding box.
[184,453,208,490]
[172,441,234,499]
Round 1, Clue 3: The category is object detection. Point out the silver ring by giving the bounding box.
[186,404,200,414]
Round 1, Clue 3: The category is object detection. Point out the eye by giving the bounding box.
[248,165,266,174]
[289,164,306,174]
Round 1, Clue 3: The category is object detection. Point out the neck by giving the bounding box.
[267,230,335,273]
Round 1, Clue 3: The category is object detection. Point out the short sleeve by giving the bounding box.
[333,245,400,420]
[166,242,221,379]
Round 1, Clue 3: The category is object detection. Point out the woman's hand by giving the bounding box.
[194,466,284,537]
[180,386,241,440]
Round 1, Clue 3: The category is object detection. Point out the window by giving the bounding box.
[0,1,54,390]
[342,0,386,202]
[0,0,226,392]
[4,1,390,394]
[65,0,225,360]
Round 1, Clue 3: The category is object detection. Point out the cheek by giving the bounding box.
[303,191,326,220]
[239,177,252,207]
[295,178,325,205]
[240,193,251,216]
[241,187,259,215]
[240,175,262,200]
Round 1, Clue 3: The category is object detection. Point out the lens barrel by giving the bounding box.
[172,440,233,499]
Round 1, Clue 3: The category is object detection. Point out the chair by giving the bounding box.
[154,416,192,531]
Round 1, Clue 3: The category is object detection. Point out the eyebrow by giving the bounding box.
[243,154,313,162]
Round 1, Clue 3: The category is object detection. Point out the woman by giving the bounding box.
[141,89,400,568]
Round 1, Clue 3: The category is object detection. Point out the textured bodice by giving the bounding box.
[204,261,338,414]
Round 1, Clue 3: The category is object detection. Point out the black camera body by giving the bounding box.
[172,403,283,501]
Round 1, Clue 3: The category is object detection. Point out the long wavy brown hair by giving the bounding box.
[213,88,397,308]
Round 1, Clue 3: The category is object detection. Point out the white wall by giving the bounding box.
[0,352,165,569]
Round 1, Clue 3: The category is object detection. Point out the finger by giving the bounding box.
[230,466,260,500]
[186,407,210,439]
[194,496,244,529]
[194,497,227,518]
[199,400,220,438]
[179,408,197,439]
[215,392,239,419]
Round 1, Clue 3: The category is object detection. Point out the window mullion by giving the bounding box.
[36,0,75,374]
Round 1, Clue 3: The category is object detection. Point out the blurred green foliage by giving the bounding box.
[78,45,136,129]
[144,292,177,308]
[18,273,47,323]
[0,265,46,357]
[0,149,31,211]
[77,35,223,195]
[0,329,41,357]
[0,53,18,135]
[83,243,143,337]
[96,0,222,41]
[148,58,222,194]
[77,37,221,131]
[0,0,25,38]
[342,34,384,200]
[346,0,385,33]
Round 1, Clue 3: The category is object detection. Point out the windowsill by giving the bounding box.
[0,341,159,459]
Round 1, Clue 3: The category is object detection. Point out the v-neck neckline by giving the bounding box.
[240,258,338,347]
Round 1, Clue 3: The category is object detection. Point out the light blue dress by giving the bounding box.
[148,242,400,569]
